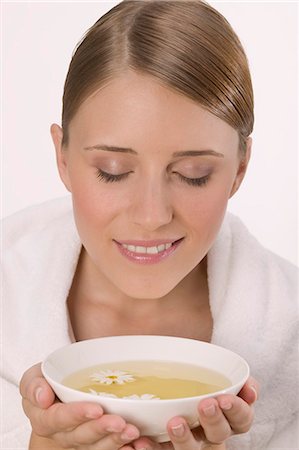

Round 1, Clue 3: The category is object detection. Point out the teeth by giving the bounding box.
[121,243,173,254]
[147,246,158,254]
[136,246,146,253]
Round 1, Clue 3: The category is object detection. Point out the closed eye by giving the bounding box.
[175,173,210,187]
[96,169,210,186]
[96,169,132,183]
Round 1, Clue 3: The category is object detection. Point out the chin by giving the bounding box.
[117,279,179,300]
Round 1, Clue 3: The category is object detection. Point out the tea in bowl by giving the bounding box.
[41,335,249,442]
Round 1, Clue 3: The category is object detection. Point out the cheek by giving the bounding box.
[68,167,123,238]
[68,157,104,199]
[180,182,232,244]
[202,185,231,220]
[68,154,151,233]
[71,189,119,236]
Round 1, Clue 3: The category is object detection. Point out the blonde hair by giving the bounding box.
[62,0,254,152]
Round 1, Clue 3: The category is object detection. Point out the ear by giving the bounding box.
[229,137,252,198]
[50,124,72,192]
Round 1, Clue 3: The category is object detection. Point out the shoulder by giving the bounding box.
[209,211,298,324]
[2,196,74,252]
[210,213,298,442]
[224,211,298,282]
[2,197,79,385]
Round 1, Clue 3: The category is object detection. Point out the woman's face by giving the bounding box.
[52,71,250,299]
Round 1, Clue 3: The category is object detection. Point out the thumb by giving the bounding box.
[20,362,56,409]
[238,376,260,406]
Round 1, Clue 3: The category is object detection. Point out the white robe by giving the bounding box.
[2,196,298,449]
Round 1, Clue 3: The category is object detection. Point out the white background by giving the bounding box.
[2,1,298,265]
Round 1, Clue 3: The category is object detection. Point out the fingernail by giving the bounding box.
[120,429,138,441]
[250,385,258,402]
[171,423,185,437]
[203,404,216,417]
[106,425,124,433]
[120,431,129,441]
[85,407,103,419]
[219,400,232,411]
[35,387,43,403]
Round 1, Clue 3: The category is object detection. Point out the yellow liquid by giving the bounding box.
[63,360,231,400]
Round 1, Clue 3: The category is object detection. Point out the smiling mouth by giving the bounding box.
[114,238,184,263]
[120,242,173,255]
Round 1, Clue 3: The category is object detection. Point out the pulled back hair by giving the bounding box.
[62,0,254,152]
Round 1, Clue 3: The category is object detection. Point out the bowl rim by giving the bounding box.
[41,335,250,404]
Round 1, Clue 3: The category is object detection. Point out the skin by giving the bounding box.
[20,70,258,450]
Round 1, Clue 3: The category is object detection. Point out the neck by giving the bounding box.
[70,247,208,317]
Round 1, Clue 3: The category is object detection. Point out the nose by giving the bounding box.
[129,177,173,231]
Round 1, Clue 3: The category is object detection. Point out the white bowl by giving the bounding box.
[41,335,249,442]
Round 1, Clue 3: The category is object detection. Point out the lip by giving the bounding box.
[114,238,184,265]
[116,239,182,246]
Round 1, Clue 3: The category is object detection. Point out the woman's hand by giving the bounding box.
[20,363,140,449]
[133,377,259,450]
[20,363,258,449]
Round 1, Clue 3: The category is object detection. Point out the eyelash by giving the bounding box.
[96,169,210,187]
[175,173,210,187]
[96,169,131,183]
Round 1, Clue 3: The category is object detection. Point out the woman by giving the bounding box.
[2,1,298,449]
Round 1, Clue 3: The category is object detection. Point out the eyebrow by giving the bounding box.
[83,144,224,158]
[83,145,137,154]
[173,149,224,158]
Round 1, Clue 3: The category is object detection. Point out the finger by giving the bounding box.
[217,394,254,434]
[56,414,127,447]
[238,376,260,405]
[166,416,199,450]
[84,423,140,450]
[201,444,226,449]
[197,398,231,444]
[133,436,160,450]
[23,399,103,436]
[20,363,55,409]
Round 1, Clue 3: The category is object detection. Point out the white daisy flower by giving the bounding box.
[90,369,135,385]
[89,389,118,398]
[122,393,160,400]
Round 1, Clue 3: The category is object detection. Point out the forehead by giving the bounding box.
[68,71,239,152]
